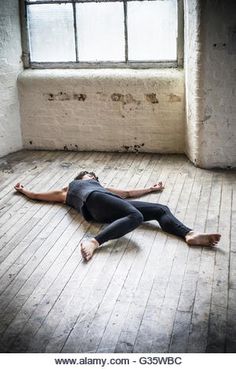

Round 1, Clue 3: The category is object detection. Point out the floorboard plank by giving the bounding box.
[134,162,196,353]
[186,171,221,352]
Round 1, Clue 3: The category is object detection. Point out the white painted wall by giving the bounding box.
[184,0,236,168]
[18,69,185,153]
[199,0,236,168]
[184,0,201,166]
[0,0,23,157]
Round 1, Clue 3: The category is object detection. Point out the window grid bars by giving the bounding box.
[72,0,79,61]
[123,0,128,63]
[21,0,182,68]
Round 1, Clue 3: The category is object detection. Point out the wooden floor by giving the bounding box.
[0,150,235,353]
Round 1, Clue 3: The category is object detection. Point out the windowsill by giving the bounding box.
[26,61,180,69]
[18,67,184,81]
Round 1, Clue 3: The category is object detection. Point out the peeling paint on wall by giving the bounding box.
[111,93,141,107]
[73,93,87,101]
[168,93,181,102]
[122,143,145,153]
[145,93,159,104]
[45,92,87,101]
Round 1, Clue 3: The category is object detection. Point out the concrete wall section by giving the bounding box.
[184,0,202,166]
[199,0,236,168]
[184,0,236,168]
[18,69,185,153]
[0,0,23,157]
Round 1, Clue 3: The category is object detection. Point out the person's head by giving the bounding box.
[74,171,99,181]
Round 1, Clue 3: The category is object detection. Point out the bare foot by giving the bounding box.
[80,238,99,261]
[185,231,221,247]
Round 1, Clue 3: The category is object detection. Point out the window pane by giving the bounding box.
[128,0,177,61]
[76,2,125,62]
[28,4,76,62]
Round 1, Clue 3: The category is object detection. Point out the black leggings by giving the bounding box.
[85,192,192,245]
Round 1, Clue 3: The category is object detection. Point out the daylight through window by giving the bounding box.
[22,0,181,67]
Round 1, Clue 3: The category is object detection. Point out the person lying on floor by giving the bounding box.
[14,170,221,261]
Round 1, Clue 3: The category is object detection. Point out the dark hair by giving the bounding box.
[74,171,99,181]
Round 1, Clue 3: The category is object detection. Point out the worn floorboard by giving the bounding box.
[0,150,235,353]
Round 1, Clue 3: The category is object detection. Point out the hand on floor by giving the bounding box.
[150,182,165,192]
[14,183,25,193]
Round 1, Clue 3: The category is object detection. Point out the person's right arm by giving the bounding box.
[14,183,67,203]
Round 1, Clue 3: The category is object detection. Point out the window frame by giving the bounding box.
[20,0,184,69]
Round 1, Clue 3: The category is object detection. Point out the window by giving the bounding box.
[20,0,183,68]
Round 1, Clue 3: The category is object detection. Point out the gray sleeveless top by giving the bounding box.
[65,179,120,220]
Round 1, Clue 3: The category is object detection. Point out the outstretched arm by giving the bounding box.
[14,183,67,203]
[106,182,164,199]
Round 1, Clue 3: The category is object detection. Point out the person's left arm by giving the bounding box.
[105,182,164,199]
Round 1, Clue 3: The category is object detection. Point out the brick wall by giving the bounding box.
[0,0,23,157]
[18,69,185,153]
[184,0,236,168]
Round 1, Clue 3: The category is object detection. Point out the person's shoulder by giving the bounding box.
[68,179,80,188]
[89,179,100,184]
